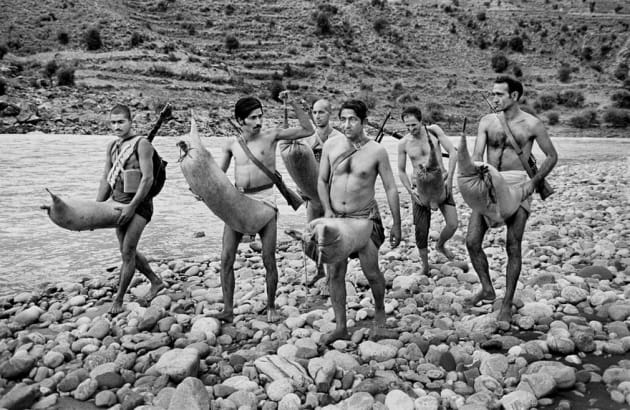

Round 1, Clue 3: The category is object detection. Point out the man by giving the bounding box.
[318,99,401,344]
[214,92,314,323]
[466,76,557,322]
[398,106,458,276]
[97,104,165,315]
[304,99,345,288]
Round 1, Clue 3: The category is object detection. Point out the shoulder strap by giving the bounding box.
[424,125,450,158]
[328,147,358,185]
[496,112,536,178]
[235,134,282,186]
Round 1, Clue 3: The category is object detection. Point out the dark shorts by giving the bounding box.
[412,191,455,249]
[112,190,154,223]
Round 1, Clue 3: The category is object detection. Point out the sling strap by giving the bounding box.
[328,147,358,185]
[107,136,142,189]
[235,134,303,210]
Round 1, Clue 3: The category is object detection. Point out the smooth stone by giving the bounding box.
[95,390,118,407]
[154,348,199,382]
[518,372,557,398]
[87,318,111,339]
[266,378,295,401]
[167,377,210,410]
[500,390,537,410]
[278,393,301,410]
[384,389,414,410]
[0,383,41,410]
[525,361,576,389]
[14,306,43,326]
[190,317,221,340]
[0,354,37,379]
[358,340,398,362]
[73,378,98,401]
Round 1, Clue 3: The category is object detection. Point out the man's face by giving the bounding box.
[491,82,517,112]
[109,113,132,139]
[312,101,331,128]
[339,108,363,139]
[240,108,263,135]
[402,114,421,137]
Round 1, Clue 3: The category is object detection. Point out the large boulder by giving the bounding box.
[154,348,200,382]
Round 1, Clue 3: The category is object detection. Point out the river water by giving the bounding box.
[0,133,628,296]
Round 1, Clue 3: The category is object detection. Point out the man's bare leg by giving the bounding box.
[111,215,147,315]
[306,201,327,288]
[464,212,496,306]
[358,242,387,339]
[499,208,528,322]
[418,248,430,276]
[413,202,431,275]
[436,203,458,260]
[260,216,280,323]
[134,250,165,301]
[211,224,242,323]
[322,260,350,345]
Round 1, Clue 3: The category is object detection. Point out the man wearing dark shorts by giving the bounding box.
[97,104,165,315]
[398,106,458,275]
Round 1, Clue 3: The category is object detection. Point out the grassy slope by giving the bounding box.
[0,0,628,136]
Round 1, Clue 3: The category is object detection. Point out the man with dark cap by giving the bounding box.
[214,91,314,323]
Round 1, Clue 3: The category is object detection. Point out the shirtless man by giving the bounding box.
[397,106,458,275]
[214,92,314,323]
[304,99,345,288]
[96,104,165,315]
[318,99,401,344]
[466,76,557,322]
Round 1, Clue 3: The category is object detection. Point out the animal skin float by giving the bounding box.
[415,132,447,210]
[177,116,276,235]
[456,133,527,226]
[42,189,122,231]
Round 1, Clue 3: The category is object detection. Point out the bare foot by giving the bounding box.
[421,265,430,276]
[145,281,166,301]
[436,243,455,260]
[374,309,386,328]
[267,308,282,323]
[369,326,399,341]
[322,328,350,345]
[109,302,125,315]
[210,310,234,323]
[464,288,496,306]
[284,229,304,243]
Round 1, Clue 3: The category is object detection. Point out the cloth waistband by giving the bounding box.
[237,182,275,194]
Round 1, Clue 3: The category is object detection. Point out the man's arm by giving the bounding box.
[378,147,401,247]
[117,139,154,225]
[317,143,334,218]
[431,124,457,195]
[397,138,421,205]
[472,116,490,162]
[96,141,114,202]
[218,140,233,173]
[528,119,558,193]
[276,92,315,141]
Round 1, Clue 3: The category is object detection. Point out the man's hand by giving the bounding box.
[445,178,453,198]
[324,209,335,218]
[409,190,423,206]
[523,180,536,198]
[389,224,401,248]
[115,204,136,226]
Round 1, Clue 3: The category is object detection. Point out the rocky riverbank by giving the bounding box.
[0,159,629,410]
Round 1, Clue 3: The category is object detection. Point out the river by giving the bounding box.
[0,133,628,296]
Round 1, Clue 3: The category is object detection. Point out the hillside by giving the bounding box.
[0,0,629,137]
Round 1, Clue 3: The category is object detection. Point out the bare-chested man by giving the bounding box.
[304,99,345,288]
[213,92,314,323]
[466,76,557,322]
[97,104,165,315]
[318,99,401,344]
[398,106,458,275]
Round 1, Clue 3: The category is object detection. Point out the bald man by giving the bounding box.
[305,99,345,288]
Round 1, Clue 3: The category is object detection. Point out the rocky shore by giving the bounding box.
[0,159,629,410]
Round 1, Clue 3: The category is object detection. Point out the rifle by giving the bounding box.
[367,120,450,158]
[227,118,304,210]
[375,111,391,143]
[479,93,554,200]
[147,103,173,143]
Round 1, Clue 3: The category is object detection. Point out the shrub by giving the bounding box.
[283,63,293,77]
[269,79,284,101]
[534,93,557,111]
[476,11,486,21]
[44,60,58,78]
[56,66,75,86]
[84,27,102,50]
[57,31,69,45]
[182,23,196,35]
[580,46,593,61]
[130,32,143,47]
[568,109,598,128]
[513,65,523,78]
[547,112,559,125]
[225,35,239,52]
[156,0,168,12]
[558,90,584,108]
[491,53,509,73]
[602,108,630,127]
[424,101,445,123]
[0,77,6,95]
[612,90,630,109]
[225,4,235,15]
[0,43,7,59]
[558,64,571,82]
[374,17,389,34]
[315,12,331,35]
[614,63,628,81]
[508,35,524,52]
